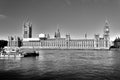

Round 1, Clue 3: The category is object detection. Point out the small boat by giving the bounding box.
[0,52,23,58]
[0,47,24,58]
[22,46,39,57]
[23,51,39,57]
[1,47,39,57]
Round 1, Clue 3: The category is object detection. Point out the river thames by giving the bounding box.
[0,50,120,80]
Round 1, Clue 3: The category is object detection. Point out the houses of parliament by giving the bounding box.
[7,19,110,50]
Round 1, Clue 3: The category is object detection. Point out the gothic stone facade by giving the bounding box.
[21,35,110,49]
[7,20,110,50]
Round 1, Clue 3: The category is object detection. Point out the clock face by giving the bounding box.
[106,28,109,31]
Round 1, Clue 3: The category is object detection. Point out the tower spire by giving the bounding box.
[104,18,110,39]
[105,18,110,27]
[57,24,60,32]
[54,24,61,39]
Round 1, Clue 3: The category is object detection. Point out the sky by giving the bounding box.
[0,0,120,41]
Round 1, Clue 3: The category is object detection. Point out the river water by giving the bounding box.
[0,50,120,80]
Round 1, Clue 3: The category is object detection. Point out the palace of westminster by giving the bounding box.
[7,19,111,50]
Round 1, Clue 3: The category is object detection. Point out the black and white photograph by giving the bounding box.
[0,0,120,80]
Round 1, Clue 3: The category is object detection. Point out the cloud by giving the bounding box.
[65,0,71,5]
[79,0,110,3]
[0,14,6,19]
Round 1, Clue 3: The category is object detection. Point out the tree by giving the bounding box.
[113,37,120,48]
[0,40,8,51]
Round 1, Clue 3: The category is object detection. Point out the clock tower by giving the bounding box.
[104,19,110,36]
[103,19,110,48]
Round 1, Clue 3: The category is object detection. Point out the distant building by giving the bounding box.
[23,20,32,38]
[7,36,22,48]
[7,19,111,50]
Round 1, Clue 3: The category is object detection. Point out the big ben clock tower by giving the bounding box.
[103,19,110,48]
[104,19,110,36]
[104,19,110,39]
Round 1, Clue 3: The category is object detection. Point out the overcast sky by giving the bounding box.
[0,0,120,41]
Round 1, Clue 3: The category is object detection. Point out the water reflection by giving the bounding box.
[87,51,114,66]
[0,57,21,71]
[0,50,120,80]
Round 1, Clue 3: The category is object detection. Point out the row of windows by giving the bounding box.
[23,42,40,46]
[69,44,94,47]
[8,41,18,47]
[70,41,94,44]
[23,41,94,48]
[96,41,108,47]
[41,41,66,47]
